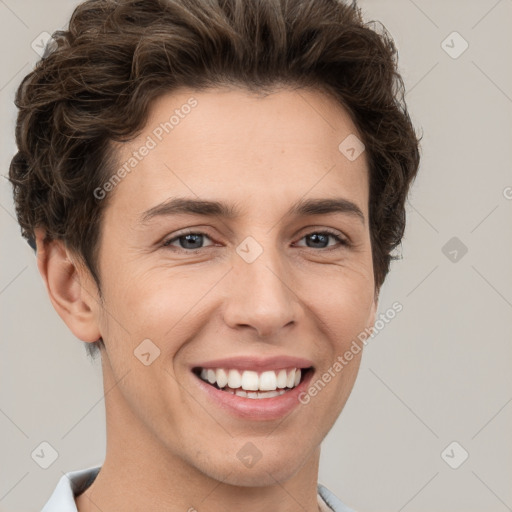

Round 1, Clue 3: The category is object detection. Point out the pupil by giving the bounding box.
[307,233,328,248]
[181,234,203,249]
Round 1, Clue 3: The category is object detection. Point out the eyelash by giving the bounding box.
[162,229,350,253]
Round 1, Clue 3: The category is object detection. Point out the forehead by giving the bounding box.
[106,86,369,222]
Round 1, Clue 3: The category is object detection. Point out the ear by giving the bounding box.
[34,228,101,343]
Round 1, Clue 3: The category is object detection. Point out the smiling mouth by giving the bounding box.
[192,366,314,399]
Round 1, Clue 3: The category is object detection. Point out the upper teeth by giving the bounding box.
[199,368,302,391]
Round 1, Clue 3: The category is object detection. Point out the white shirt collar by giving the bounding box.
[41,466,100,512]
[41,466,354,512]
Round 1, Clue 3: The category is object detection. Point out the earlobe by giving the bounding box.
[34,228,101,343]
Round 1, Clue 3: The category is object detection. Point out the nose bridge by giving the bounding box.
[223,234,297,336]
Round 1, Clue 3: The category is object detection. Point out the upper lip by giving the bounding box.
[191,355,314,372]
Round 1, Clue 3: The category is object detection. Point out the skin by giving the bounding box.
[35,86,378,512]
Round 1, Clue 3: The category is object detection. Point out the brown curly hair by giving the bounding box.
[9,0,420,357]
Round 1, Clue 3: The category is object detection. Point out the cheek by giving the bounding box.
[95,269,169,364]
[303,269,375,346]
[107,265,172,323]
[103,267,215,358]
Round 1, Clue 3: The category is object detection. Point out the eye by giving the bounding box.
[163,231,215,251]
[295,230,349,250]
[162,229,350,252]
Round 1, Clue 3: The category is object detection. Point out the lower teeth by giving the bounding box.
[222,387,288,399]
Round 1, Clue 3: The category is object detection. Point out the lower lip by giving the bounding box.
[193,369,314,421]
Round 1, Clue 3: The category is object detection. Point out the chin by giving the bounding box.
[211,463,301,488]
[195,444,313,488]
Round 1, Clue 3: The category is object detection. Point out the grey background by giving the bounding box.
[1,0,511,511]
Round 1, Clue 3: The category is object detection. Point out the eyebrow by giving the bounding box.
[139,196,365,225]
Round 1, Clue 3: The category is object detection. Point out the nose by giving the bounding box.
[222,242,298,338]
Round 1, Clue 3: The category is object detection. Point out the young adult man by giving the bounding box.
[9,0,420,510]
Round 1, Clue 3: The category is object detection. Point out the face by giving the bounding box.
[81,86,377,485]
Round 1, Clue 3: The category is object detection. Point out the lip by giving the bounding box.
[191,355,314,372]
[192,365,315,421]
